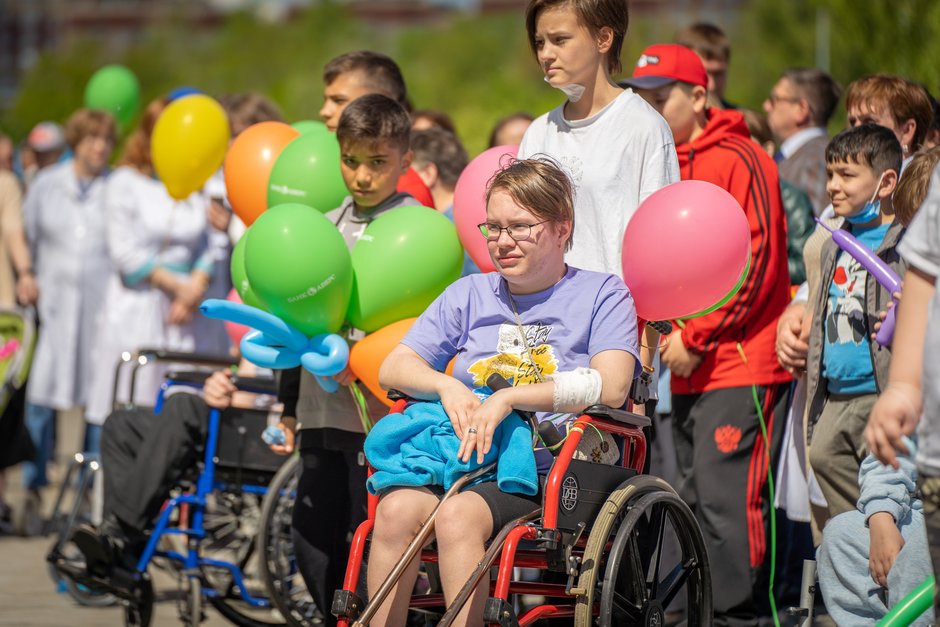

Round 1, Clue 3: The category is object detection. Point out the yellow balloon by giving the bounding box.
[151,94,230,200]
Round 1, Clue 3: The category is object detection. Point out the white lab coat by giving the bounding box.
[84,166,214,424]
[24,162,112,409]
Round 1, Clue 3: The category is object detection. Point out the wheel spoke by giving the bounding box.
[611,590,644,622]
[658,557,695,607]
[646,503,667,599]
[626,531,649,604]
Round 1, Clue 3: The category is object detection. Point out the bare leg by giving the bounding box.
[435,491,493,627]
[367,487,438,627]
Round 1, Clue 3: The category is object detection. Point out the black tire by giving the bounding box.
[573,475,712,626]
[123,573,154,627]
[47,545,118,607]
[256,454,321,627]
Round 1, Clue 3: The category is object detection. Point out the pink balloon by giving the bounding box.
[224,288,252,347]
[452,145,519,273]
[622,180,751,321]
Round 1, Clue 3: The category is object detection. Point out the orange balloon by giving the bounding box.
[350,318,417,408]
[224,121,299,226]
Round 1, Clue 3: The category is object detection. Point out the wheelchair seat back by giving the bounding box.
[213,406,286,486]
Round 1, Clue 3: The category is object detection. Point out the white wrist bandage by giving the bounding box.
[549,367,602,413]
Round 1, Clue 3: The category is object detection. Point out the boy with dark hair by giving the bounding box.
[806,123,906,528]
[318,50,433,209]
[625,43,790,625]
[271,93,419,625]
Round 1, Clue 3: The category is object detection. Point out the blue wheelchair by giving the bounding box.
[48,349,291,626]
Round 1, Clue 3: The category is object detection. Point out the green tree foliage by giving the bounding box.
[4,1,939,155]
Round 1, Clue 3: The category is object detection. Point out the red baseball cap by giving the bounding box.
[620,44,708,90]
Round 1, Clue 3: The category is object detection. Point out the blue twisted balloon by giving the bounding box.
[200,299,349,393]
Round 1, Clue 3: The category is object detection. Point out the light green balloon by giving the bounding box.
[267,132,347,213]
[291,120,329,135]
[83,65,140,129]
[347,206,463,332]
[245,203,353,336]
[230,235,266,310]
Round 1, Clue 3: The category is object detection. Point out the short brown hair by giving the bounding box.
[893,145,940,226]
[675,22,730,62]
[118,97,168,176]
[219,93,283,136]
[486,156,575,251]
[782,68,842,127]
[323,51,408,107]
[525,0,629,76]
[846,75,934,152]
[65,109,117,150]
[336,94,411,154]
[411,128,468,189]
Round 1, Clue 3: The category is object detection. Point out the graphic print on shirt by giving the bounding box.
[826,255,866,345]
[467,323,558,386]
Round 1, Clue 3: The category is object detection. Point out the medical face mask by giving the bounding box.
[846,173,886,225]
[544,75,585,103]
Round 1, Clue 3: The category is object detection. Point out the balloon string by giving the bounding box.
[349,381,373,434]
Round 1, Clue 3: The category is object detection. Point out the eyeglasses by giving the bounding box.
[766,92,802,106]
[477,220,550,241]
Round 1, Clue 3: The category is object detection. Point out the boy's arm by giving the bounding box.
[859,448,917,588]
[866,265,936,468]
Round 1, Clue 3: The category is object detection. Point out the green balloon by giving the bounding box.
[230,235,266,310]
[245,203,353,336]
[291,120,329,135]
[347,206,463,332]
[83,65,140,129]
[267,132,347,213]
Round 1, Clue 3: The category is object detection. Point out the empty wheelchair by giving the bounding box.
[332,377,712,627]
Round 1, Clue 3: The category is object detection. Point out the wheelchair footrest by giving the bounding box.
[332,589,365,620]
[483,597,519,627]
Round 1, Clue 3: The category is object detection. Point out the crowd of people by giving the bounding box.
[1,0,940,625]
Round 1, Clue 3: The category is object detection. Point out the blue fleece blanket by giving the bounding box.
[364,401,538,496]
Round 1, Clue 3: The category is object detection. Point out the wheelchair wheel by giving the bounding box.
[123,572,154,627]
[47,543,118,607]
[257,454,321,627]
[573,475,712,626]
[199,488,287,626]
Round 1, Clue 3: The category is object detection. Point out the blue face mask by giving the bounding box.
[846,174,886,225]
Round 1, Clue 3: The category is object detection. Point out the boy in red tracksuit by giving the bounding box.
[624,44,791,626]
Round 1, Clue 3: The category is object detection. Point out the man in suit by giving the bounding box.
[764,68,842,215]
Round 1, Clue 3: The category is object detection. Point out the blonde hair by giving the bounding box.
[894,145,940,226]
[486,156,575,251]
[65,109,117,149]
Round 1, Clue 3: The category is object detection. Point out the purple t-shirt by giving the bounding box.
[403,264,640,415]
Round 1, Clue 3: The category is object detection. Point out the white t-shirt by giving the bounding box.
[898,163,940,474]
[518,88,679,277]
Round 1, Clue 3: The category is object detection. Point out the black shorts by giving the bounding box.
[429,480,543,536]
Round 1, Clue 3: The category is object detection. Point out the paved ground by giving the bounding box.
[0,410,279,627]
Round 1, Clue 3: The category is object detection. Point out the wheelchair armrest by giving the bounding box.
[135,347,238,368]
[231,375,279,396]
[164,371,279,396]
[386,389,410,402]
[582,404,651,429]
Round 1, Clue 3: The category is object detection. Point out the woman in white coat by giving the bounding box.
[21,109,117,496]
[85,98,215,430]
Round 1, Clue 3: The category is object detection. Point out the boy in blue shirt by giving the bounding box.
[806,123,907,528]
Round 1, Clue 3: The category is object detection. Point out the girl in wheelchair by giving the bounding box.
[365,157,640,626]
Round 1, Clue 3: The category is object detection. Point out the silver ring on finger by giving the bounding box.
[467,427,478,435]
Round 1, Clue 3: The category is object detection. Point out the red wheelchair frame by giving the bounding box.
[332,398,712,627]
